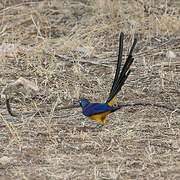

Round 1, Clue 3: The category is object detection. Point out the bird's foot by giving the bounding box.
[91,124,103,132]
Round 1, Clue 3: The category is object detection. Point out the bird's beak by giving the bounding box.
[74,100,80,104]
[73,100,81,108]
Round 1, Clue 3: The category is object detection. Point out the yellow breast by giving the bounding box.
[87,111,111,125]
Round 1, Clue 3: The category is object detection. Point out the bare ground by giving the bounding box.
[0,0,180,179]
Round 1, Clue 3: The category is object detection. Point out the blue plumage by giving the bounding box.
[82,103,113,116]
[79,98,114,116]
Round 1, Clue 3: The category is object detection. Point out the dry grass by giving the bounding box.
[0,0,180,179]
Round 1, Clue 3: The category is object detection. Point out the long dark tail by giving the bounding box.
[106,32,137,106]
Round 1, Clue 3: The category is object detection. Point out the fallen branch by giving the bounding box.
[115,102,180,113]
[6,97,16,117]
[41,36,180,68]
[1,112,81,122]
[5,95,180,118]
[41,48,109,67]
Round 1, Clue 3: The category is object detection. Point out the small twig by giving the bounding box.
[151,72,180,86]
[135,36,180,57]
[161,77,180,86]
[56,104,80,110]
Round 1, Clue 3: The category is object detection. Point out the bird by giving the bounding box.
[79,32,137,127]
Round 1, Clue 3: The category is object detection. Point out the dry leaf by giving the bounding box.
[13,77,39,92]
[0,156,13,165]
[1,77,39,116]
[2,77,39,96]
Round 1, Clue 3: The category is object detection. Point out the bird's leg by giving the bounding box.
[92,123,103,131]
[92,116,106,131]
[101,117,107,125]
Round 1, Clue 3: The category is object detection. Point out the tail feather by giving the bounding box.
[107,67,131,106]
[106,33,137,106]
[109,32,124,96]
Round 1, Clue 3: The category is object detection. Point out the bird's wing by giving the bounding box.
[83,103,112,116]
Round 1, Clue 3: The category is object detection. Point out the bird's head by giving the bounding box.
[79,98,90,108]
